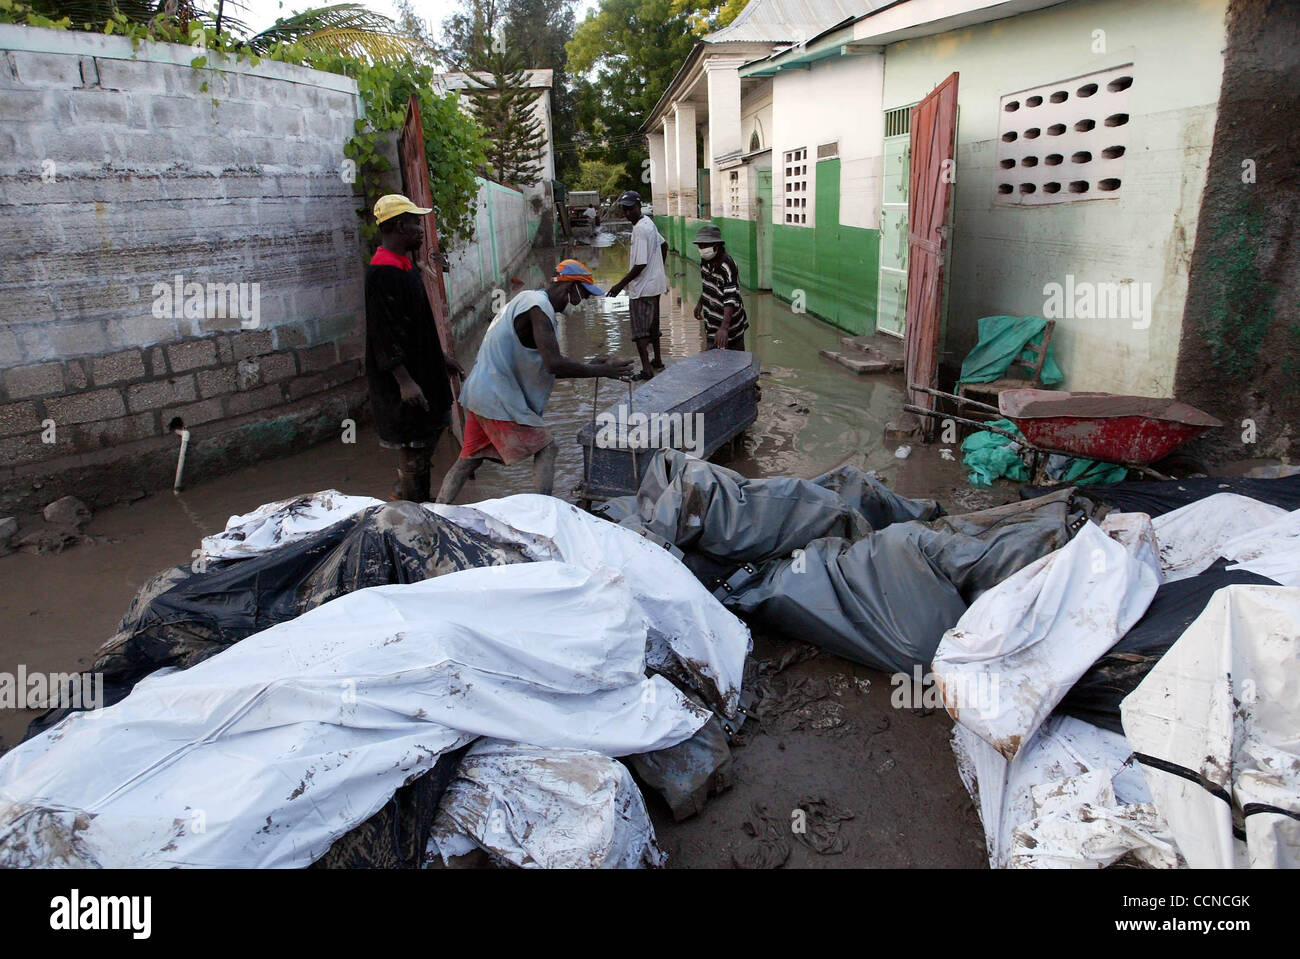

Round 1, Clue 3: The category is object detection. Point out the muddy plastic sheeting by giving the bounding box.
[26,500,530,740]
[1121,584,1300,868]
[428,740,664,869]
[0,563,710,868]
[1057,558,1278,734]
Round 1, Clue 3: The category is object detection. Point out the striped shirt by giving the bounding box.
[699,252,748,344]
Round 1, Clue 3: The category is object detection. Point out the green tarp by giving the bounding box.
[960,418,1128,488]
[958,316,1064,386]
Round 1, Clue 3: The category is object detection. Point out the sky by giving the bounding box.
[229,0,599,37]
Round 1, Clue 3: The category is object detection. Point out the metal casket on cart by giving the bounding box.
[577,350,760,499]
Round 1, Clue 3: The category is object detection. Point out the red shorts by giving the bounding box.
[459,410,552,466]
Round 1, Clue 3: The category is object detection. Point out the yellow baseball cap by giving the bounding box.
[374,194,432,224]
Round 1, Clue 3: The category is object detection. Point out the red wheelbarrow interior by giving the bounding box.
[997,389,1222,465]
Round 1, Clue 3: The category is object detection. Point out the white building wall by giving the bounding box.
[770,54,886,231]
[881,0,1229,395]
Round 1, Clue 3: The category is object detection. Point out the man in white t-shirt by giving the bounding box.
[607,190,668,379]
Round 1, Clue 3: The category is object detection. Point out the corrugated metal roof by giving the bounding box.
[704,0,886,43]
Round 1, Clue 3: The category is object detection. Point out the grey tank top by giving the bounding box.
[459,290,557,427]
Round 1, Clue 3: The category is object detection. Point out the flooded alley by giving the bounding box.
[0,241,990,867]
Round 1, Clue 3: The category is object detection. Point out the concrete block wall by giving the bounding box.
[0,25,368,512]
[444,178,533,341]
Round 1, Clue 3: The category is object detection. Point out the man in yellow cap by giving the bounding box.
[435,259,633,503]
[365,194,463,502]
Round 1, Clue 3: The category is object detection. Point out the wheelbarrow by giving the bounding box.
[903,386,1222,482]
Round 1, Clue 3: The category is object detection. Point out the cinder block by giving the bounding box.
[0,329,20,367]
[127,375,196,412]
[163,397,224,427]
[0,432,63,467]
[95,58,167,95]
[0,401,39,437]
[49,321,108,357]
[166,338,218,373]
[74,412,158,450]
[64,360,88,391]
[9,51,84,90]
[287,374,325,401]
[69,89,132,127]
[92,349,146,386]
[297,343,339,374]
[45,388,127,425]
[4,362,65,399]
[231,329,274,360]
[113,315,180,349]
[197,366,239,398]
[257,352,297,382]
[224,383,285,417]
[271,323,306,348]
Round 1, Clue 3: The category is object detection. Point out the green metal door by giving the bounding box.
[877,111,912,337]
[815,157,849,329]
[755,167,773,290]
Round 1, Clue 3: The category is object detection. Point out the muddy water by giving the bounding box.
[0,241,914,749]
[464,239,909,495]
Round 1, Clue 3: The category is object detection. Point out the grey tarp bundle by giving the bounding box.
[724,491,1092,674]
[597,450,1090,675]
[598,449,943,565]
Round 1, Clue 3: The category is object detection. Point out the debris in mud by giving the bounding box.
[0,516,16,556]
[732,802,790,869]
[792,796,854,855]
[732,796,855,867]
[751,674,852,735]
[17,525,92,555]
[43,496,91,528]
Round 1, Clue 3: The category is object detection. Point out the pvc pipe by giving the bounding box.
[173,428,191,493]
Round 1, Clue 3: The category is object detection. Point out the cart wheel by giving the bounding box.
[1152,452,1211,479]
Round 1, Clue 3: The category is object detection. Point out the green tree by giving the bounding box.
[576,158,628,198]
[441,0,580,181]
[465,36,548,187]
[567,0,726,183]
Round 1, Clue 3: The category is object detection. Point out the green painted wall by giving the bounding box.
[771,158,880,336]
[713,215,759,290]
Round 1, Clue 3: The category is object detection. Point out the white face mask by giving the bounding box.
[699,246,719,260]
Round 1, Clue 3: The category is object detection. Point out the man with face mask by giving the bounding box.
[692,223,749,351]
[436,260,634,503]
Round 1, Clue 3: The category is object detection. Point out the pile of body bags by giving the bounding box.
[597,452,1300,869]
[2,449,1295,868]
[0,492,751,868]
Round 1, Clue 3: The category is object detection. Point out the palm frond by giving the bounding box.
[245,3,410,54]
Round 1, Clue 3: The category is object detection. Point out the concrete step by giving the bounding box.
[819,349,895,374]
[839,335,905,370]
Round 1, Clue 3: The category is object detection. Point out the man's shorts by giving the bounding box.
[459,410,552,465]
[629,295,661,341]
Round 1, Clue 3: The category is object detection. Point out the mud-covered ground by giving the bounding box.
[0,243,1015,867]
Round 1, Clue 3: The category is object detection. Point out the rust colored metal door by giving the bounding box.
[399,95,464,440]
[903,72,958,438]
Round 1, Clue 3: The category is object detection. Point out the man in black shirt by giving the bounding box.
[364,194,463,502]
[691,223,748,350]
